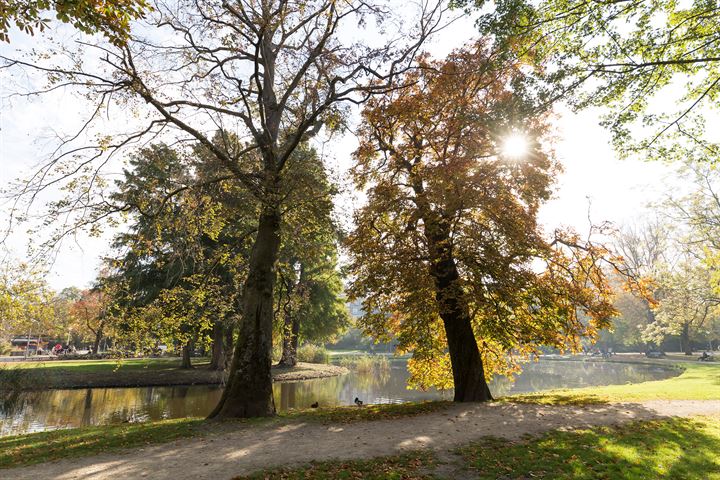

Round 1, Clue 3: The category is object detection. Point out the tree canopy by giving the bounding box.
[0,0,148,43]
[468,0,720,159]
[1,0,444,418]
[348,40,619,398]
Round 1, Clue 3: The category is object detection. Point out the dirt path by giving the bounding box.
[7,400,719,480]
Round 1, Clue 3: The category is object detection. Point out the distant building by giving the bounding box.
[347,300,365,318]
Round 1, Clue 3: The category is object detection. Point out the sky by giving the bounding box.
[0,6,680,291]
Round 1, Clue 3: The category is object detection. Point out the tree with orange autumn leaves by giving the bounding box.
[0,0,148,44]
[347,41,620,402]
[69,288,112,354]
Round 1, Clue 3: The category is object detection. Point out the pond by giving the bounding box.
[0,359,677,436]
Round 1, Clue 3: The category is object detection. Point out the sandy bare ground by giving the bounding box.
[7,400,719,480]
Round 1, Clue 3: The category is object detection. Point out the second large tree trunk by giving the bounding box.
[181,343,193,369]
[423,215,492,402]
[411,173,493,403]
[279,312,300,367]
[91,323,104,355]
[209,321,226,371]
[208,207,281,418]
[278,269,301,367]
[431,249,493,402]
[681,323,693,355]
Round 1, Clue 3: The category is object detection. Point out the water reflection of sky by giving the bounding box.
[0,359,677,436]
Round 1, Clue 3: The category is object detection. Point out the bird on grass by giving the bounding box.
[354,397,364,406]
[310,402,319,408]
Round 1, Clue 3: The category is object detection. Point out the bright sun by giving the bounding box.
[501,133,529,159]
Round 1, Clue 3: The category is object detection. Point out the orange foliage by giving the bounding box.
[347,40,620,390]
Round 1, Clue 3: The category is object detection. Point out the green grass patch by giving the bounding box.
[0,357,207,373]
[457,415,720,479]
[234,451,435,480]
[282,400,450,423]
[508,362,720,404]
[0,401,450,469]
[231,416,720,480]
[0,417,210,469]
[0,357,220,391]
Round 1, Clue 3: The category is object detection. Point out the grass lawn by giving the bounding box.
[507,361,720,404]
[282,400,449,423]
[0,357,223,390]
[0,357,209,373]
[457,415,720,480]
[0,401,448,469]
[0,357,346,390]
[234,416,720,480]
[0,418,209,469]
[235,452,435,480]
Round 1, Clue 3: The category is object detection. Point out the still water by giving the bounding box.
[0,359,677,436]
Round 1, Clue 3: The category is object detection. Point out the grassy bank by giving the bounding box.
[5,409,718,477]
[0,357,221,390]
[0,358,346,390]
[456,416,720,479]
[238,452,435,480]
[0,401,447,469]
[508,361,720,404]
[1,358,717,472]
[0,418,209,469]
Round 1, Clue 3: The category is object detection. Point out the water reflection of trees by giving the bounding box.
[0,385,224,436]
[490,361,676,396]
[0,360,678,436]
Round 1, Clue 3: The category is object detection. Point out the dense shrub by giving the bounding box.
[338,354,391,375]
[297,344,330,364]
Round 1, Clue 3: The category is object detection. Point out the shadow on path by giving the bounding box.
[6,400,719,480]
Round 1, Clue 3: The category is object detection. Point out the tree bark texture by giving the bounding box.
[181,343,193,369]
[91,323,104,355]
[208,206,281,418]
[279,312,300,367]
[278,270,301,367]
[681,323,693,355]
[209,321,226,371]
[416,194,493,402]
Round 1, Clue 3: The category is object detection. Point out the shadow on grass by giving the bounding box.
[282,400,451,423]
[457,416,720,480]
[0,401,451,470]
[0,418,210,469]
[233,452,436,480]
[501,393,609,406]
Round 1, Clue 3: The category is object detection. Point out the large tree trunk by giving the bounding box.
[424,219,492,402]
[411,175,492,403]
[181,343,193,369]
[91,323,104,355]
[278,262,303,367]
[430,244,493,402]
[209,321,226,371]
[681,323,692,355]
[209,29,283,418]
[223,321,234,370]
[208,207,281,418]
[278,312,300,367]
